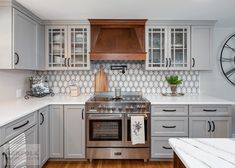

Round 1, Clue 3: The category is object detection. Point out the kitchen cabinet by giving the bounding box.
[151,105,188,159]
[64,105,85,158]
[189,105,232,138]
[191,26,213,70]
[25,125,38,168]
[39,107,49,167]
[45,25,90,70]
[0,143,9,168]
[0,1,41,69]
[49,105,64,158]
[189,117,232,138]
[146,26,190,70]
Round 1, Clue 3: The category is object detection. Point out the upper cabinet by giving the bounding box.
[0,1,41,70]
[45,25,90,70]
[146,26,190,70]
[191,26,213,70]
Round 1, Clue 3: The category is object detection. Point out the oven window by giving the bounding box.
[89,120,122,141]
[127,119,147,141]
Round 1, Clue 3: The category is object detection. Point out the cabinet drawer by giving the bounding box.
[151,117,188,136]
[151,105,188,116]
[0,112,37,146]
[151,137,173,159]
[189,105,231,116]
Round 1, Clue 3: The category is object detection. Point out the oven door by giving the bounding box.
[125,113,150,147]
[87,113,125,147]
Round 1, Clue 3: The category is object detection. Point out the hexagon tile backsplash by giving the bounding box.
[37,62,200,95]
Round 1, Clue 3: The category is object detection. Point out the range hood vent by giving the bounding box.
[89,19,147,61]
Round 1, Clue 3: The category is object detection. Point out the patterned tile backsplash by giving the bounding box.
[37,61,200,95]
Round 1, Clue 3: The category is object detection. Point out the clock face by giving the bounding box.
[220,34,235,85]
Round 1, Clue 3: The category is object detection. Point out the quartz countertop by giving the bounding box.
[144,94,235,105]
[169,138,235,168]
[0,94,234,127]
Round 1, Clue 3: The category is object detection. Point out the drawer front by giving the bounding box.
[151,117,188,136]
[151,137,173,159]
[0,112,37,145]
[151,105,188,116]
[189,105,231,116]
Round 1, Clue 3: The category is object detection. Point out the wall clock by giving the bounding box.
[220,34,235,85]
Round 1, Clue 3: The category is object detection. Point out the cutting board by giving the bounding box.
[95,64,108,92]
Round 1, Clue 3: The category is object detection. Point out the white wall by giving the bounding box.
[200,26,235,134]
[0,70,34,101]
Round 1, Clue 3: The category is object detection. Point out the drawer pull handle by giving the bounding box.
[40,113,44,125]
[211,121,215,132]
[13,120,29,130]
[208,121,211,132]
[162,125,176,128]
[162,146,172,150]
[114,152,122,156]
[163,109,176,112]
[203,109,217,112]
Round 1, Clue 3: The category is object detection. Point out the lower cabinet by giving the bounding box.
[64,105,85,158]
[49,105,64,158]
[39,106,49,167]
[49,105,85,159]
[189,117,232,138]
[151,137,173,159]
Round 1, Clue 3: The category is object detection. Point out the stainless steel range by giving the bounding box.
[85,92,150,162]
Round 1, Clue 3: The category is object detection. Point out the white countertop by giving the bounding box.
[169,138,235,168]
[144,94,235,105]
[0,94,233,127]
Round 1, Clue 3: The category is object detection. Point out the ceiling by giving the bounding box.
[16,0,235,27]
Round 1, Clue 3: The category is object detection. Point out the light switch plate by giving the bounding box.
[16,88,22,98]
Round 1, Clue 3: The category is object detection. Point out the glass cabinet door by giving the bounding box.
[147,27,167,69]
[68,26,89,69]
[47,26,67,69]
[169,27,190,69]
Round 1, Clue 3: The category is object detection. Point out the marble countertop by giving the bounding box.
[0,94,233,127]
[169,138,235,168]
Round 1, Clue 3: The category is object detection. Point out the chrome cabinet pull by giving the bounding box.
[2,152,8,168]
[211,121,215,132]
[203,109,217,112]
[40,113,44,125]
[13,120,29,130]
[192,58,195,67]
[162,146,172,150]
[14,52,19,65]
[163,109,176,112]
[162,125,176,128]
[208,121,211,132]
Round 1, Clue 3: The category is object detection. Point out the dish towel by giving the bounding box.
[9,133,27,168]
[131,115,145,145]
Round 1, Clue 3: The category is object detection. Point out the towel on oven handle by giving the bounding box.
[131,115,145,145]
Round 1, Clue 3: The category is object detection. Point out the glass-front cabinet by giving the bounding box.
[46,25,90,70]
[146,26,190,70]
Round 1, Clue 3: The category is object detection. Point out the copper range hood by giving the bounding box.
[89,19,147,61]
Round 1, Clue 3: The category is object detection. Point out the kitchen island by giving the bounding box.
[169,138,235,168]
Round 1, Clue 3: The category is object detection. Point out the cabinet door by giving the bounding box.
[13,8,37,69]
[0,144,9,168]
[46,26,67,70]
[189,117,211,138]
[39,107,49,167]
[146,27,167,70]
[168,26,190,70]
[25,126,38,168]
[64,105,85,158]
[211,117,232,138]
[151,137,173,159]
[68,26,90,70]
[49,105,64,158]
[191,26,213,70]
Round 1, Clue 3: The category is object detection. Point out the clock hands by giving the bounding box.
[225,44,235,52]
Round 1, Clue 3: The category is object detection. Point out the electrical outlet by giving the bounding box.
[16,88,22,98]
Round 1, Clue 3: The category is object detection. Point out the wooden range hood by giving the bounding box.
[89,19,147,61]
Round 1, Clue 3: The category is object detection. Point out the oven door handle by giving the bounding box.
[88,114,123,119]
[127,114,148,118]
